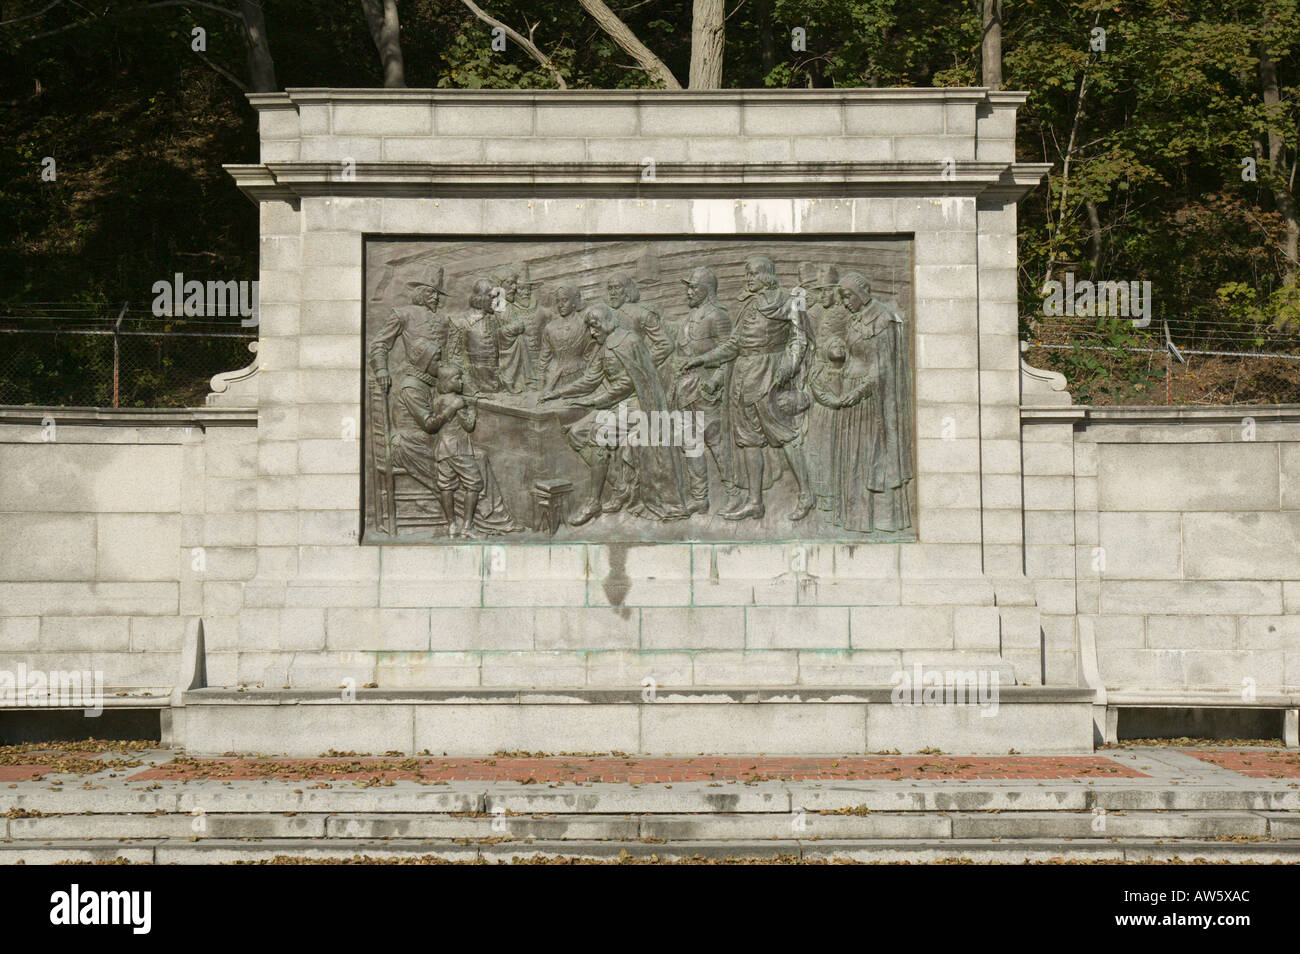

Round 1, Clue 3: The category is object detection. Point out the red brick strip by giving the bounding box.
[1184,749,1300,779]
[127,755,1147,783]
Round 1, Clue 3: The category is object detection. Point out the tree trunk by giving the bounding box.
[1254,137,1272,211]
[689,0,725,89]
[981,0,1002,90]
[1043,69,1089,288]
[758,0,775,75]
[1260,41,1299,284]
[238,0,277,93]
[1085,200,1103,278]
[361,0,407,88]
[577,0,682,89]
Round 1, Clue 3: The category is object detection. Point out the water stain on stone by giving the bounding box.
[704,792,741,812]
[602,543,632,615]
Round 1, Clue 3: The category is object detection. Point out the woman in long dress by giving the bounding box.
[807,272,913,534]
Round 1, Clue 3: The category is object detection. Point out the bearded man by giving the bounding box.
[541,303,689,526]
[682,256,815,521]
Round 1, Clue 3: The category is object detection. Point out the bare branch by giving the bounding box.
[981,0,1002,90]
[190,47,249,91]
[577,0,681,88]
[23,0,241,42]
[149,1,242,19]
[0,1,66,27]
[458,0,567,89]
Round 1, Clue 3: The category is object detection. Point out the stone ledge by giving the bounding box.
[182,686,1096,706]
[0,406,257,428]
[173,687,1098,754]
[1107,689,1300,708]
[0,691,171,710]
[227,160,1051,201]
[265,87,1019,106]
[1021,403,1300,426]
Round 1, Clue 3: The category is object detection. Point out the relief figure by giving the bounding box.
[390,350,522,537]
[669,266,736,514]
[542,304,690,526]
[807,272,914,533]
[536,284,595,392]
[801,261,849,512]
[491,265,533,394]
[368,265,455,393]
[682,256,815,522]
[456,278,503,395]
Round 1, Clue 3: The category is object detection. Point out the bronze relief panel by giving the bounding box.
[363,236,916,543]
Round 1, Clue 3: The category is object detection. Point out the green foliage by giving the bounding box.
[1218,279,1300,334]
[1053,320,1165,403]
[1009,0,1300,398]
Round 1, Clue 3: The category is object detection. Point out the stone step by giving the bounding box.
[4,810,1297,843]
[5,837,1300,865]
[7,785,1300,815]
[176,686,1099,755]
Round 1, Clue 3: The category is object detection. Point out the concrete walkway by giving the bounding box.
[3,744,1299,863]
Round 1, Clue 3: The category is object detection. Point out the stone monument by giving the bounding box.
[190,87,1081,755]
[27,88,1264,756]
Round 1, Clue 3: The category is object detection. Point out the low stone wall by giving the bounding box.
[7,399,1292,713]
[1020,396,1300,708]
[0,408,257,694]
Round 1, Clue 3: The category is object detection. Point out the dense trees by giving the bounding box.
[1,1,1297,403]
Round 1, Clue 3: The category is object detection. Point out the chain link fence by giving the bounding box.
[0,305,256,408]
[1024,315,1300,406]
[3,305,1298,409]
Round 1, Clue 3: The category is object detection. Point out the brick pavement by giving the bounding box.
[1185,749,1300,779]
[123,754,1150,784]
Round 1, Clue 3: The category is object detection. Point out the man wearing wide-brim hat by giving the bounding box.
[807,262,842,337]
[510,263,547,374]
[368,264,455,392]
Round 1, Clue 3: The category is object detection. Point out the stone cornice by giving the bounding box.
[226,159,1051,201]
[251,87,1028,107]
[984,163,1056,201]
[1020,404,1300,425]
[0,406,257,427]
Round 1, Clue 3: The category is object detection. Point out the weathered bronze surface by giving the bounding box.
[363,237,915,542]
